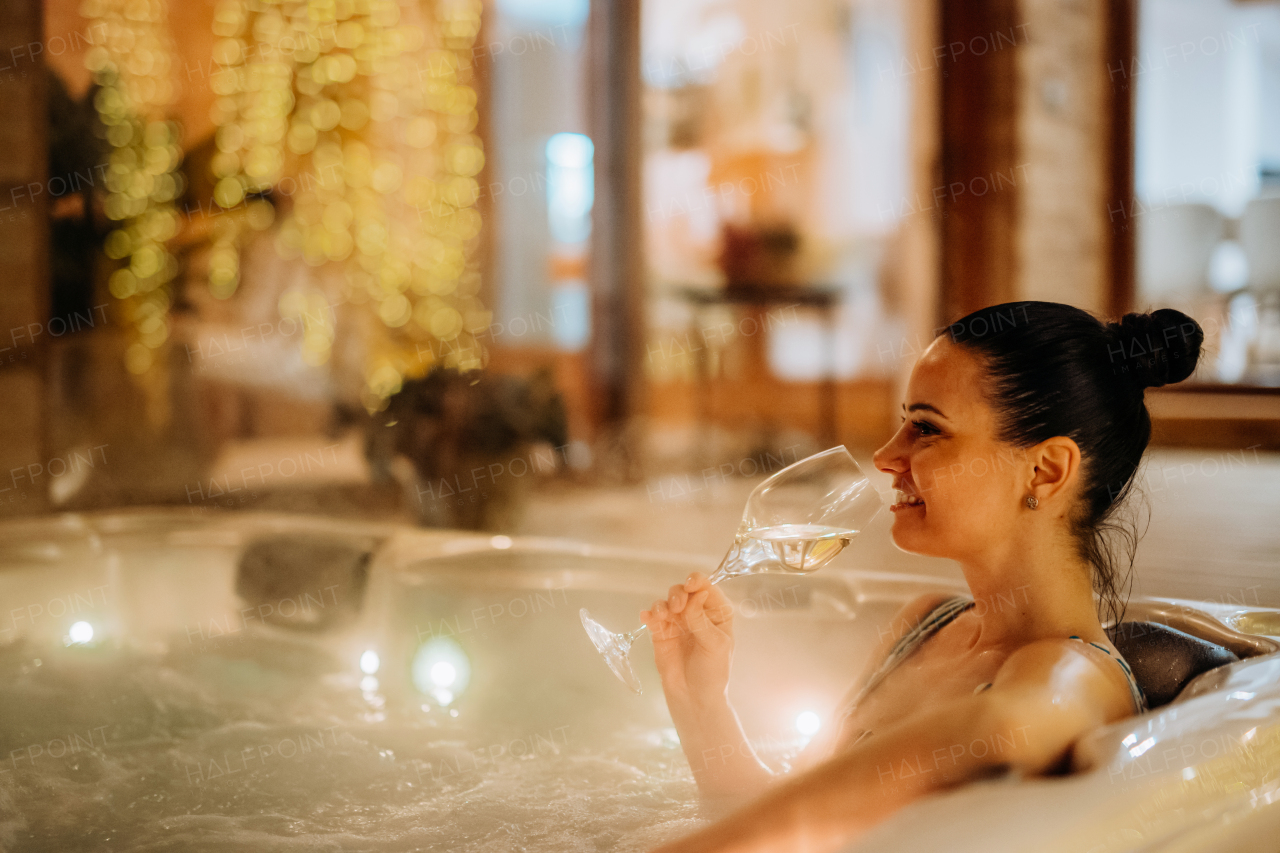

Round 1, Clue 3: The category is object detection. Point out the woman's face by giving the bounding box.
[872,336,1029,562]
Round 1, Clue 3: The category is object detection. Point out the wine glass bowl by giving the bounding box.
[579,446,882,693]
[751,524,851,573]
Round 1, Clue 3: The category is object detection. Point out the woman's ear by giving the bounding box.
[1027,436,1081,504]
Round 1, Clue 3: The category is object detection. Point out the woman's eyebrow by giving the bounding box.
[902,402,948,419]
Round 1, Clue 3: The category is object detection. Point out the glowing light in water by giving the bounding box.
[69,622,94,644]
[431,661,457,687]
[796,711,821,737]
[412,637,471,703]
[360,650,380,674]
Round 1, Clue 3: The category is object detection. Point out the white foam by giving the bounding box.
[0,636,715,850]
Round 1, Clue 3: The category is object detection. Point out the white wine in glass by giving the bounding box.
[580,446,883,693]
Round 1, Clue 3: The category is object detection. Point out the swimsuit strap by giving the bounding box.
[840,594,974,719]
[1070,635,1148,715]
[840,597,1149,725]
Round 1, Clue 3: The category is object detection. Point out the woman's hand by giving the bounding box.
[640,572,734,701]
[641,574,773,800]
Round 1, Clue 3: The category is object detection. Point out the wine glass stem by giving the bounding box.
[629,572,730,642]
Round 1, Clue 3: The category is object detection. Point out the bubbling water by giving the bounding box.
[0,631,753,852]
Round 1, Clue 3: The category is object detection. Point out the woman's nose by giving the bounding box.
[872,432,906,475]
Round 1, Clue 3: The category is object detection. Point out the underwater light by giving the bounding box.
[431,661,457,687]
[360,650,381,674]
[796,711,821,737]
[412,636,471,699]
[68,622,94,644]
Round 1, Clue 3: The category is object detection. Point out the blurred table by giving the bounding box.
[675,284,841,464]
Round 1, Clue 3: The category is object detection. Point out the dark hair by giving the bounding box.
[935,302,1204,624]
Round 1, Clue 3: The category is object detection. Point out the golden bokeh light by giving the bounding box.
[210,0,487,409]
[84,0,183,421]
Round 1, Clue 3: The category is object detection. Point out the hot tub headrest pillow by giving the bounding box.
[1105,621,1239,710]
[236,535,373,632]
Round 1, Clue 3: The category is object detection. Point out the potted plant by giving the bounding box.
[365,365,568,530]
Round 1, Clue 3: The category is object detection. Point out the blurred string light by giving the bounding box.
[209,0,488,410]
[82,0,184,418]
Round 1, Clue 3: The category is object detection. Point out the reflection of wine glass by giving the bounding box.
[580,446,883,693]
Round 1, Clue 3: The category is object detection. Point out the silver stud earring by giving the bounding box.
[1025,495,1038,510]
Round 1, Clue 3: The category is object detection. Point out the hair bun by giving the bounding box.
[1105,309,1204,389]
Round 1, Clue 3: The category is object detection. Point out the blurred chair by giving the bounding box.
[1137,203,1226,297]
[1240,196,1280,292]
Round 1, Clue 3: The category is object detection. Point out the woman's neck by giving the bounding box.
[956,530,1105,650]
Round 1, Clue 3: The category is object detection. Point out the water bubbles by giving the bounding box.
[360,650,381,674]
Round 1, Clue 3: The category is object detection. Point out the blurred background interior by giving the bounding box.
[1,0,1278,601]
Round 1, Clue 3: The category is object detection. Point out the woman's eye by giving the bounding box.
[900,417,938,436]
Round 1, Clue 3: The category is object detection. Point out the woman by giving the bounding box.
[640,302,1204,853]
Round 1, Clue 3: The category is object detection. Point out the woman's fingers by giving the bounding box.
[667,584,689,613]
[683,573,730,611]
[642,598,669,625]
[682,587,708,628]
[684,588,729,637]
[644,579,733,643]
[702,580,732,619]
[651,595,673,614]
[703,586,733,625]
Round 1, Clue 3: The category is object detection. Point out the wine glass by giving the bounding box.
[580,445,882,693]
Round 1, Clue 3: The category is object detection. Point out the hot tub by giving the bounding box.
[0,511,1277,852]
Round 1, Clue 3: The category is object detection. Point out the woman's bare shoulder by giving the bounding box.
[842,592,964,703]
[988,637,1135,722]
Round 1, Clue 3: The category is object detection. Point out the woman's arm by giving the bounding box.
[649,638,1129,853]
[647,585,960,795]
[665,687,774,799]
[642,573,774,799]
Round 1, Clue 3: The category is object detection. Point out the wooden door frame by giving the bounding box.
[936,0,1022,326]
[1104,0,1138,319]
